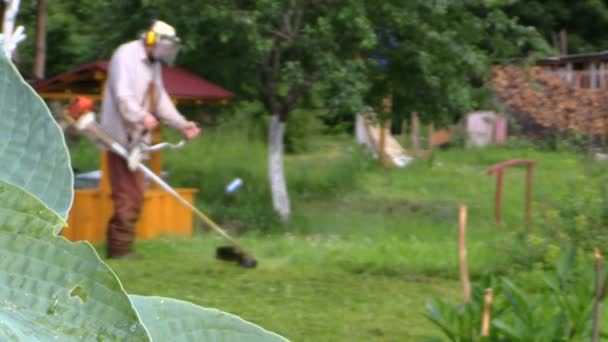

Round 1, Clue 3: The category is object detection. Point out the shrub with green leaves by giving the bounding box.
[425,250,600,341]
[0,51,288,341]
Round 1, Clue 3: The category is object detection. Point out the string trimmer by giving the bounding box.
[65,96,257,268]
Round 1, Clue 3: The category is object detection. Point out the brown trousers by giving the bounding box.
[106,152,145,257]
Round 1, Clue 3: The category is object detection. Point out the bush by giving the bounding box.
[285,108,324,154]
[426,249,597,341]
[288,141,372,198]
[164,126,282,232]
[67,137,99,173]
[164,115,370,232]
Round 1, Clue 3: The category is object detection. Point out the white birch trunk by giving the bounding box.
[268,115,290,222]
[2,0,25,58]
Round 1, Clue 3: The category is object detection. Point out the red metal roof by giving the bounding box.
[33,61,234,101]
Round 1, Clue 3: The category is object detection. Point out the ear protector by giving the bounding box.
[144,30,157,46]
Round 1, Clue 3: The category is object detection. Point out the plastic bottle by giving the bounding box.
[225,178,243,194]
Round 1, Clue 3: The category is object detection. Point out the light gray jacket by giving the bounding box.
[100,40,188,148]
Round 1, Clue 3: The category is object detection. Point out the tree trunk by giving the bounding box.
[268,114,290,222]
[33,0,46,80]
[2,0,23,59]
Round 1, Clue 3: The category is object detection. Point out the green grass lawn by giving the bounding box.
[103,236,461,341]
[72,131,608,341]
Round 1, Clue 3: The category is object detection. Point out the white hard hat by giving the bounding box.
[150,20,176,39]
[144,20,181,66]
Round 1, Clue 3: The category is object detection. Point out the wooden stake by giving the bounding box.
[459,204,471,303]
[591,62,598,89]
[560,29,568,56]
[593,248,602,342]
[412,112,420,154]
[525,164,533,230]
[495,170,504,224]
[33,0,47,80]
[379,120,388,167]
[428,122,435,150]
[481,288,494,337]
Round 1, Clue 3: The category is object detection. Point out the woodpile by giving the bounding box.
[490,65,608,135]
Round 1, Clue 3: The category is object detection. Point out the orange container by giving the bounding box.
[63,187,197,243]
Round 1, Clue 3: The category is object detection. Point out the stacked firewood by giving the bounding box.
[490,65,608,135]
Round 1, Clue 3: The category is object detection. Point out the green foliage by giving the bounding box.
[365,0,550,123]
[130,295,288,341]
[68,137,100,173]
[162,120,371,231]
[0,48,286,341]
[17,0,100,78]
[0,52,148,340]
[284,108,324,153]
[502,163,608,271]
[426,251,597,341]
[425,282,504,341]
[505,0,608,54]
[0,51,73,219]
[76,142,608,341]
[13,0,553,128]
[0,182,150,341]
[287,139,372,198]
[162,121,281,231]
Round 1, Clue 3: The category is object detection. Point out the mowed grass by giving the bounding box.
[104,236,461,341]
[71,129,607,341]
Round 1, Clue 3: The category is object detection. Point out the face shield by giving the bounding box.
[151,35,181,66]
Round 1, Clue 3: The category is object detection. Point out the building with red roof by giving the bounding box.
[33,61,234,104]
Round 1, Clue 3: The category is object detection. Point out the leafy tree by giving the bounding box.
[11,0,551,221]
[86,0,374,221]
[210,0,373,221]
[14,0,99,78]
[505,0,608,54]
[365,0,550,125]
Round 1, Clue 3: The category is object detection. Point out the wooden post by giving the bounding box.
[459,204,471,303]
[495,170,504,225]
[601,63,607,89]
[481,288,494,337]
[488,160,537,227]
[363,117,380,156]
[379,95,393,167]
[593,248,602,342]
[560,29,568,56]
[591,62,598,89]
[566,62,574,86]
[379,120,388,167]
[525,164,533,229]
[411,112,420,155]
[33,0,46,80]
[428,122,434,150]
[551,33,559,54]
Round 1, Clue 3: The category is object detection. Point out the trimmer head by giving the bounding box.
[215,245,257,268]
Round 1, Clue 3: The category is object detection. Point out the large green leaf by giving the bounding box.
[0,180,150,341]
[0,33,286,342]
[130,295,289,342]
[0,50,73,220]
